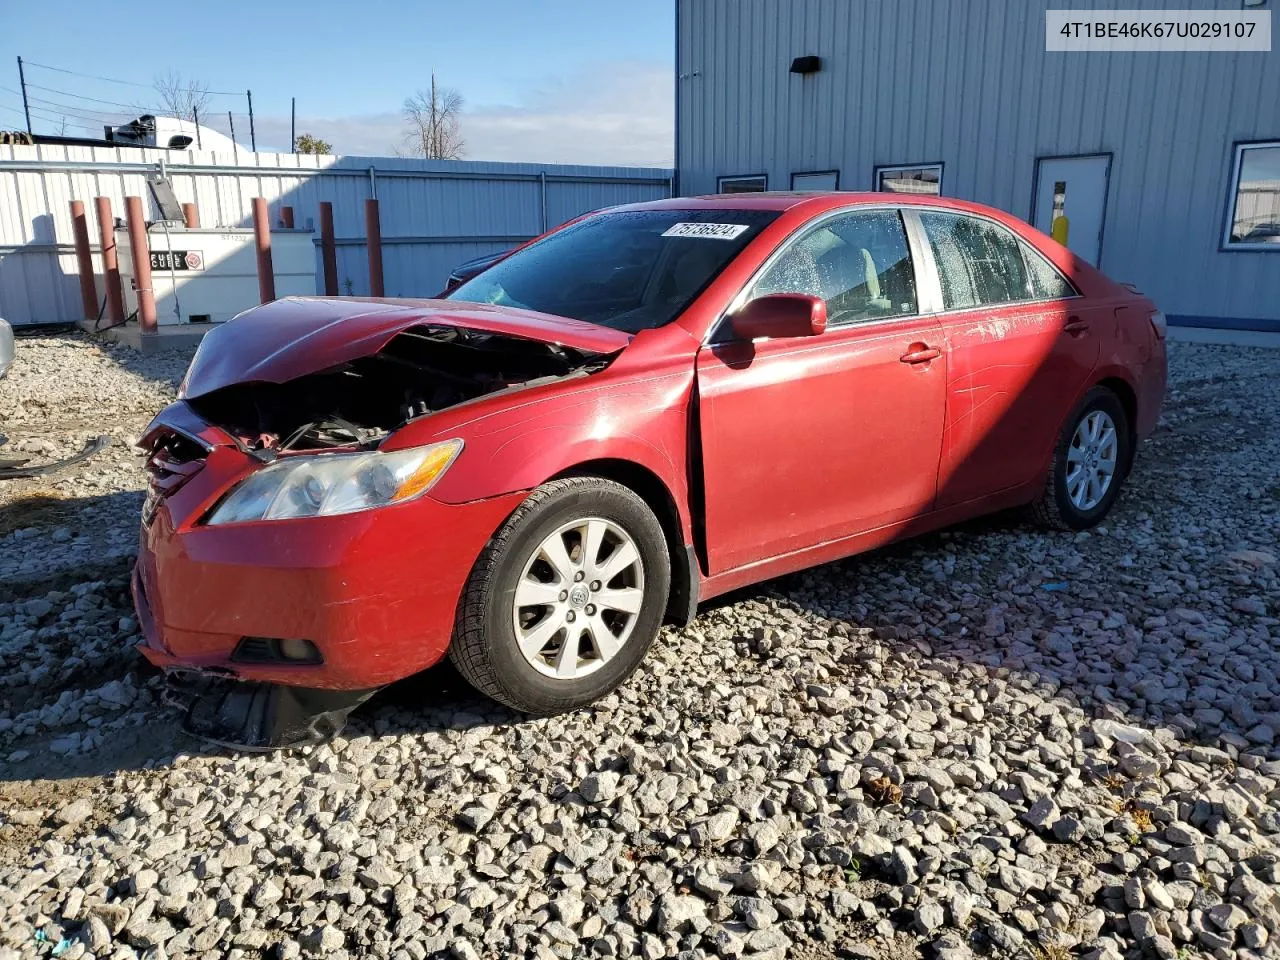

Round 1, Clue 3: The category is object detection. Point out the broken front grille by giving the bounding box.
[143,430,207,524]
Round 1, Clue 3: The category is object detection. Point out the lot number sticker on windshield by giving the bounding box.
[662,222,750,240]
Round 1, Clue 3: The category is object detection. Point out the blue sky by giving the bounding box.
[0,0,675,163]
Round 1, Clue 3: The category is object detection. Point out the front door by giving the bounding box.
[1033,154,1111,266]
[695,208,947,575]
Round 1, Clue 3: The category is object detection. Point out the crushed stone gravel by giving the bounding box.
[0,330,1277,960]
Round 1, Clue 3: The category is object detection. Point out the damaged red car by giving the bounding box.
[134,193,1166,746]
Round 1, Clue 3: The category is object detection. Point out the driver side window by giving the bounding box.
[749,210,918,325]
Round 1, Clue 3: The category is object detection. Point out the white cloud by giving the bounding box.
[251,61,673,167]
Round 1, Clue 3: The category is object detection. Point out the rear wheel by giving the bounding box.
[1030,386,1131,531]
[449,477,670,715]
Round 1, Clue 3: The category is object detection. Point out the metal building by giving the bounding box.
[675,0,1280,330]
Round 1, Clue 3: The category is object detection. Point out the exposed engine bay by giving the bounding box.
[185,324,611,452]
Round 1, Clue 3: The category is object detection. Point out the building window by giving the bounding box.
[790,170,839,191]
[1224,141,1280,249]
[875,163,943,196]
[718,174,767,193]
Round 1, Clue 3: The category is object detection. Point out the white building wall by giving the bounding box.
[676,0,1280,328]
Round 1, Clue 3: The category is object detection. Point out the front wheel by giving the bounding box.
[1030,386,1131,531]
[449,477,671,715]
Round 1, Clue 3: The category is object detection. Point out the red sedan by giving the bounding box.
[135,193,1166,746]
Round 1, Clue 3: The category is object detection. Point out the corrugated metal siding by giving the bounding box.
[0,145,672,324]
[677,0,1280,326]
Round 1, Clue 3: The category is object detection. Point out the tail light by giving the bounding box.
[1149,310,1167,341]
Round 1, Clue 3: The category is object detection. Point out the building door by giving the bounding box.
[1032,154,1111,266]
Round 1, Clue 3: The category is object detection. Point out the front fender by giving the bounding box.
[382,325,700,541]
[417,379,696,540]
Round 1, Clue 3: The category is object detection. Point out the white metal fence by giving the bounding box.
[0,144,673,326]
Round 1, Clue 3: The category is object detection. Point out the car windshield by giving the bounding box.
[447,209,780,333]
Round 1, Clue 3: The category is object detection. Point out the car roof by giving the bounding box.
[612,191,1012,218]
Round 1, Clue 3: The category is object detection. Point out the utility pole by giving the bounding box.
[228,111,238,162]
[192,105,202,149]
[430,72,438,158]
[290,97,296,153]
[16,57,32,136]
[246,90,256,152]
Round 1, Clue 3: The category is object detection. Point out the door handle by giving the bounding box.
[900,344,941,364]
[1064,317,1090,337]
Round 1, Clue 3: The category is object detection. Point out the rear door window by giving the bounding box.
[920,212,1031,309]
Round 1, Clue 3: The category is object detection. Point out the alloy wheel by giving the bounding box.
[512,517,646,679]
[1066,409,1118,511]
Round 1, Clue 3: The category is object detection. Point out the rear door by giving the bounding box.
[912,210,1101,507]
[695,208,947,574]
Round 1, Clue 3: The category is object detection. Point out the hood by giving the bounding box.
[180,297,633,398]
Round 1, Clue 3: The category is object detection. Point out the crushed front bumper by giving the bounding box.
[161,670,377,750]
[133,487,524,690]
[132,404,527,732]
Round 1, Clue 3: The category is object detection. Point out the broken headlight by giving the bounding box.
[206,439,462,525]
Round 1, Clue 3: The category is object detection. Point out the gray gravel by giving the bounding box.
[1,331,1278,960]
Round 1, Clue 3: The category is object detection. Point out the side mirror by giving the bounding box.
[731,293,827,341]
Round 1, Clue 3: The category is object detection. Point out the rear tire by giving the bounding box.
[449,477,670,715]
[1030,386,1131,531]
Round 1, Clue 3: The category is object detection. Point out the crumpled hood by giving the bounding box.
[180,296,633,399]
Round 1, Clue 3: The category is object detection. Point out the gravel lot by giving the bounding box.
[0,330,1277,960]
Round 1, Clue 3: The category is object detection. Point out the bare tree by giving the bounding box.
[152,70,211,122]
[402,74,465,159]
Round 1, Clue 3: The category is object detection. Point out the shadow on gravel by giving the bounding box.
[758,478,1280,765]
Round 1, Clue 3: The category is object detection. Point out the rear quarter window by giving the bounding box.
[1020,241,1078,299]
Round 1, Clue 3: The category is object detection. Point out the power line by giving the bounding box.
[2,84,144,125]
[0,94,102,130]
[23,95,136,121]
[23,103,101,126]
[22,59,244,96]
[1,103,100,133]
[25,82,149,110]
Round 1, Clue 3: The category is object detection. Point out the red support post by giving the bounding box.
[319,202,338,296]
[124,196,157,333]
[94,197,125,325]
[280,205,294,229]
[69,200,98,322]
[182,202,199,229]
[365,198,384,297]
[252,196,275,303]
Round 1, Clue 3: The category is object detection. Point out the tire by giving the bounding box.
[1029,386,1132,531]
[449,476,671,715]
